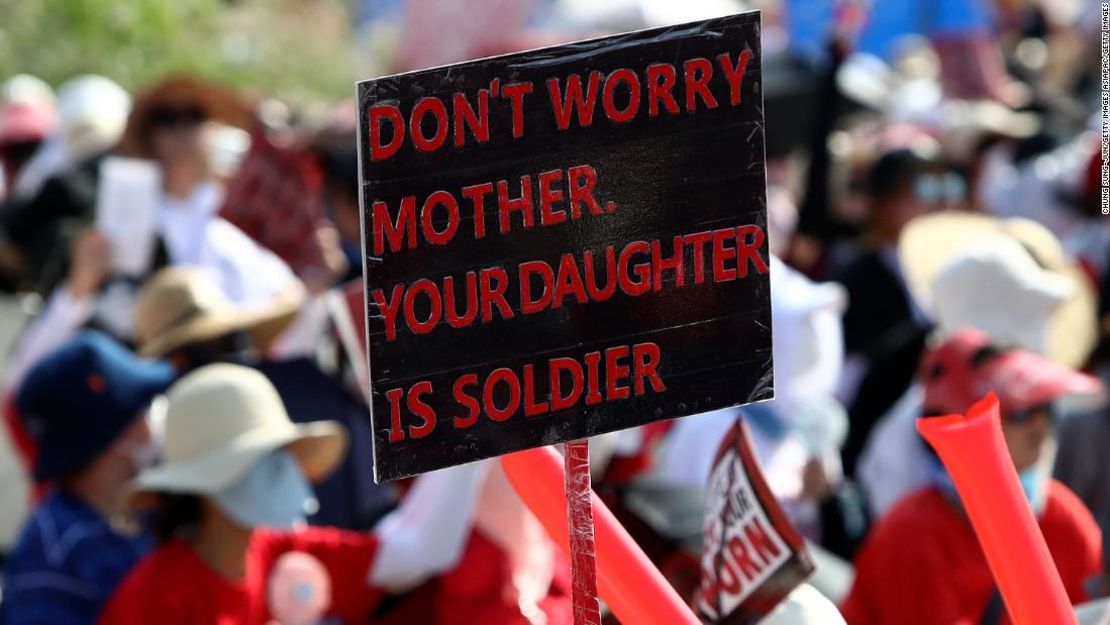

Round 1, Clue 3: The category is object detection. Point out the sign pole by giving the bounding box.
[564,439,602,624]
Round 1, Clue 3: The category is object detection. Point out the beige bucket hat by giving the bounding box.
[135,266,301,358]
[134,363,346,495]
[900,212,1098,367]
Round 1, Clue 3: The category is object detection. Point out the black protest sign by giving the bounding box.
[357,11,772,481]
[696,420,814,624]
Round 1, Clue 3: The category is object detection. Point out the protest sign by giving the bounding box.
[697,420,814,624]
[357,11,772,481]
[96,156,160,277]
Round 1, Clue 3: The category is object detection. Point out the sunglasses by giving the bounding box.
[148,105,207,129]
[1004,403,1053,425]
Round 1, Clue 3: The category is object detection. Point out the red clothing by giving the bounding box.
[99,527,381,625]
[374,529,573,625]
[841,481,1102,625]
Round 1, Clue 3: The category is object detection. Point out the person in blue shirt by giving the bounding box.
[0,331,174,625]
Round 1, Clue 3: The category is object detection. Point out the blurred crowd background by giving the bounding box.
[0,0,1107,624]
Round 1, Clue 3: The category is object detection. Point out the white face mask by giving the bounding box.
[213,450,318,530]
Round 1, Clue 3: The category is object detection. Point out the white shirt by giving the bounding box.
[856,382,931,519]
[6,182,298,389]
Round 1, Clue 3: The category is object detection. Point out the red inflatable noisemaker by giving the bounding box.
[916,393,1076,625]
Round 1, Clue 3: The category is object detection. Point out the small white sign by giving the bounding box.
[96,157,161,277]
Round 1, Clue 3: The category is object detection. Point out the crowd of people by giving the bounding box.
[0,0,1107,623]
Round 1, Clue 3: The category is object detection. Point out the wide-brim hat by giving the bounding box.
[119,75,252,159]
[133,363,346,496]
[900,212,1097,367]
[135,266,302,358]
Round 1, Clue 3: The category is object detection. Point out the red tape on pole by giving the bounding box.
[502,445,700,625]
[917,393,1076,625]
[564,440,602,625]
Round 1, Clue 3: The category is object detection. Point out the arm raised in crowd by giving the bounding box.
[6,228,108,391]
[368,459,490,591]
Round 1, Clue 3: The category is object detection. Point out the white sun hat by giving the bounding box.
[900,212,1097,367]
[132,363,347,496]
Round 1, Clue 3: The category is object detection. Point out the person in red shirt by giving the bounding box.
[98,363,495,625]
[841,329,1104,625]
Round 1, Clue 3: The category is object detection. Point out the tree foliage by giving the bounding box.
[0,0,356,105]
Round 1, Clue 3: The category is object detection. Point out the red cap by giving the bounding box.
[0,102,56,146]
[921,328,1102,419]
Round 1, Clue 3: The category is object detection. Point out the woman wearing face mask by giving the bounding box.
[841,329,1103,625]
[99,363,490,625]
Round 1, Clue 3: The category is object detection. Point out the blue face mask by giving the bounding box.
[213,450,318,530]
[1018,465,1049,515]
[927,456,1049,515]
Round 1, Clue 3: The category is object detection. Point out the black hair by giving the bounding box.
[152,493,204,543]
[319,143,360,205]
[866,148,932,203]
[171,330,254,373]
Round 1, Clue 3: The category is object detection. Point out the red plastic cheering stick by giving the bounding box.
[501,445,700,625]
[916,393,1076,625]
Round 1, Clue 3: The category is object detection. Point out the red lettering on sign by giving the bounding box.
[584,351,603,406]
[522,364,550,416]
[452,374,480,429]
[583,248,617,303]
[554,253,589,308]
[718,50,752,106]
[443,274,478,329]
[498,176,535,233]
[618,241,651,295]
[632,342,666,395]
[480,267,513,323]
[684,58,718,112]
[686,230,713,284]
[403,279,442,335]
[369,104,405,162]
[411,97,449,152]
[712,229,737,282]
[502,82,533,138]
[538,169,567,226]
[372,197,417,256]
[604,345,631,400]
[453,90,490,147]
[371,284,404,341]
[520,260,554,314]
[484,367,522,421]
[385,387,405,442]
[646,63,680,117]
[744,515,783,566]
[602,68,641,123]
[551,357,585,410]
[735,224,769,277]
[651,236,685,291]
[548,72,602,130]
[406,381,437,438]
[421,190,460,246]
[567,165,605,218]
[460,182,493,240]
